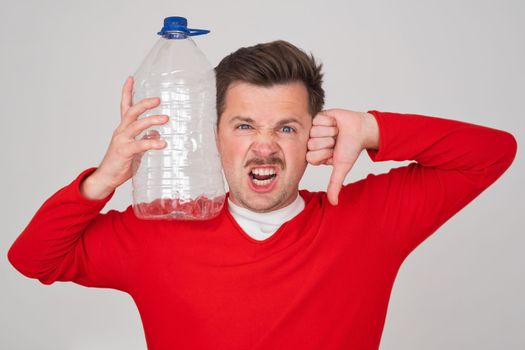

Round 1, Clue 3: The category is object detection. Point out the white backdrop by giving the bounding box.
[1,0,524,349]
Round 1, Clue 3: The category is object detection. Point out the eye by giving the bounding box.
[236,124,252,130]
[280,126,295,133]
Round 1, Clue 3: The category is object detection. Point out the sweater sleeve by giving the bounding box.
[7,168,133,292]
[356,110,517,259]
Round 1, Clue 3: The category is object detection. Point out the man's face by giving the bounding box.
[217,81,312,213]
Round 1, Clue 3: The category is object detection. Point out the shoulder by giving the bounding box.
[299,171,396,211]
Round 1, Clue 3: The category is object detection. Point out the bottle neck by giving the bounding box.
[161,31,189,40]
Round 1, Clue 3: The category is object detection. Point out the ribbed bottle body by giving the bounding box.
[132,36,225,220]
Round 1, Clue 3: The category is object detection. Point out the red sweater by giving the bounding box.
[8,111,517,350]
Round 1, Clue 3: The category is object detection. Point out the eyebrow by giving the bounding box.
[229,116,304,128]
[275,118,303,128]
[229,116,256,124]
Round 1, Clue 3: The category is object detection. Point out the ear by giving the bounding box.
[214,123,222,153]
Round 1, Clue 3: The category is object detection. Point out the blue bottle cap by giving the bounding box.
[157,16,210,36]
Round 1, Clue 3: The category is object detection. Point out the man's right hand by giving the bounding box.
[80,76,169,200]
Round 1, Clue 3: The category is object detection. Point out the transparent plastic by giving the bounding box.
[131,32,225,220]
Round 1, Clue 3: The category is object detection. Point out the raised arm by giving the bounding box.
[307,109,517,257]
[7,77,169,289]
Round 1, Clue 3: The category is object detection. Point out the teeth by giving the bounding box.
[251,168,276,176]
[252,177,274,186]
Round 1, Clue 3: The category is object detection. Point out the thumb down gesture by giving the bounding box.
[306,109,379,205]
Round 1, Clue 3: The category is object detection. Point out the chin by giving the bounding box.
[242,198,280,213]
[243,190,295,213]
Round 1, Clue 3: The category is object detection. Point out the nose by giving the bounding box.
[251,135,279,159]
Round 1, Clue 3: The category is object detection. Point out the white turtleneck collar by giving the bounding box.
[228,194,305,241]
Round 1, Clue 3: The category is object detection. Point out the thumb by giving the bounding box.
[327,158,357,206]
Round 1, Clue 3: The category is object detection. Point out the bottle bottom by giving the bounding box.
[133,195,225,221]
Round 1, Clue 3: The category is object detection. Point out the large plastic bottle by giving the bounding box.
[131,16,225,220]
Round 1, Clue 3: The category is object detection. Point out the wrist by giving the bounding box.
[361,112,379,150]
[80,170,115,200]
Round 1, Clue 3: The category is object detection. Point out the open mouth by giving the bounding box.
[249,167,278,187]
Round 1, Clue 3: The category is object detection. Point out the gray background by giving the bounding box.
[1,0,523,349]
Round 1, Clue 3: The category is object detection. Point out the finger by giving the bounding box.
[310,125,338,138]
[120,138,167,158]
[123,115,169,139]
[121,97,161,128]
[317,108,341,118]
[312,112,336,126]
[306,148,333,165]
[327,158,357,206]
[308,136,335,151]
[120,76,134,117]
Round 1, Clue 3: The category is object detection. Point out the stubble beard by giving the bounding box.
[234,185,292,213]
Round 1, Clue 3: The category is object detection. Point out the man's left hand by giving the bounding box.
[307,109,379,205]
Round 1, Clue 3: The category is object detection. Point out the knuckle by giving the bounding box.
[311,126,323,137]
[317,138,328,149]
[129,119,142,131]
[115,145,129,158]
[306,153,320,165]
[306,152,314,163]
[145,139,156,149]
[313,116,323,124]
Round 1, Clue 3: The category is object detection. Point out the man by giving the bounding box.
[8,40,517,349]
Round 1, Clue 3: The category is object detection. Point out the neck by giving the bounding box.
[227,193,306,240]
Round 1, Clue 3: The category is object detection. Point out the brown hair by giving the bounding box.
[215,40,325,123]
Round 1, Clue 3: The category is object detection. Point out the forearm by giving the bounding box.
[366,110,517,186]
[8,168,114,283]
